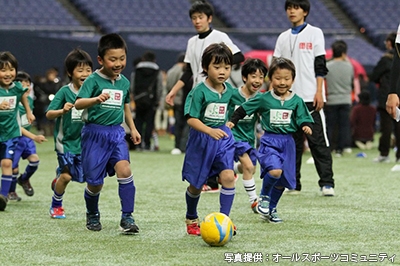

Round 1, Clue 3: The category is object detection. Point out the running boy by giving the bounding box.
[183,43,236,235]
[0,51,35,211]
[46,48,93,219]
[228,57,313,223]
[75,34,141,234]
[8,72,40,201]
[229,58,268,212]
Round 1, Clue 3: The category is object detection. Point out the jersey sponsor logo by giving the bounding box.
[270,109,292,125]
[101,89,123,108]
[299,42,313,50]
[71,107,84,122]
[0,96,17,111]
[205,103,227,120]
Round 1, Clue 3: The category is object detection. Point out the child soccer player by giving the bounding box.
[273,0,334,196]
[0,51,35,211]
[229,58,268,212]
[46,48,93,219]
[75,33,141,234]
[228,57,313,223]
[8,72,39,201]
[183,42,236,235]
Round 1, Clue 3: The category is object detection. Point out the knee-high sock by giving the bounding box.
[185,188,200,220]
[20,161,39,181]
[242,178,257,202]
[9,174,18,193]
[269,186,285,211]
[118,175,135,217]
[1,175,12,197]
[260,172,280,196]
[220,186,235,216]
[51,190,64,208]
[84,187,100,214]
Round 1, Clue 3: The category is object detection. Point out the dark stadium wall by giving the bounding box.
[1,31,180,82]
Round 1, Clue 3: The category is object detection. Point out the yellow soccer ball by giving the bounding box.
[200,212,234,246]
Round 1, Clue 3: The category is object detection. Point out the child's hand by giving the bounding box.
[208,128,228,140]
[0,100,9,110]
[96,93,110,103]
[63,102,74,113]
[130,129,141,145]
[226,121,235,129]
[27,113,35,124]
[302,126,312,135]
[34,135,47,144]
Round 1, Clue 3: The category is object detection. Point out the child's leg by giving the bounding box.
[218,169,236,216]
[115,160,135,216]
[84,184,102,214]
[269,186,284,211]
[1,159,13,197]
[9,168,19,193]
[51,172,72,208]
[238,154,257,203]
[186,184,201,220]
[260,169,282,196]
[19,154,39,181]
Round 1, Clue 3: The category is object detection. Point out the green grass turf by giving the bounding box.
[1,134,400,265]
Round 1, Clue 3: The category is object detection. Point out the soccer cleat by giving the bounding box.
[251,199,258,213]
[0,194,8,211]
[8,192,21,201]
[51,177,58,191]
[86,212,102,231]
[268,208,283,223]
[120,215,139,235]
[50,207,66,219]
[201,184,220,193]
[186,218,201,236]
[17,176,34,196]
[321,186,335,196]
[257,195,270,216]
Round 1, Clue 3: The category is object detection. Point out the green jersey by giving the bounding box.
[242,91,313,134]
[47,83,84,154]
[0,82,28,142]
[229,87,259,147]
[77,70,130,126]
[185,81,233,127]
[19,95,34,130]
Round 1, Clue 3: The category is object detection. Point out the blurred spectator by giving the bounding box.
[166,52,192,154]
[350,91,376,150]
[132,51,163,151]
[34,67,61,135]
[369,32,400,163]
[325,40,354,157]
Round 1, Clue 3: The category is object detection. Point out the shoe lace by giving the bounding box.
[123,215,134,225]
[88,213,100,224]
[259,196,270,209]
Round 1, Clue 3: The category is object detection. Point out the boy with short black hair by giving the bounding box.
[75,33,141,234]
[230,58,268,212]
[273,0,334,196]
[47,48,93,219]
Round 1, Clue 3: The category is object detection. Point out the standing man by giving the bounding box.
[386,24,400,120]
[273,0,334,196]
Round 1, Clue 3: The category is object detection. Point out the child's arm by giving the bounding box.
[187,117,228,140]
[46,102,74,120]
[21,92,35,124]
[302,126,312,135]
[75,93,110,110]
[21,127,47,144]
[124,103,141,145]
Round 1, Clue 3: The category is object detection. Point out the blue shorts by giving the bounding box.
[81,123,129,186]
[1,137,19,161]
[182,125,235,190]
[234,141,257,166]
[12,136,36,169]
[257,132,296,189]
[56,152,84,183]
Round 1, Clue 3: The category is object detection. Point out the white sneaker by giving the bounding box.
[373,155,390,163]
[170,148,182,155]
[321,186,335,196]
[343,148,352,154]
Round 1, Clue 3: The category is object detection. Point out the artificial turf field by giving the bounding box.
[1,134,399,265]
